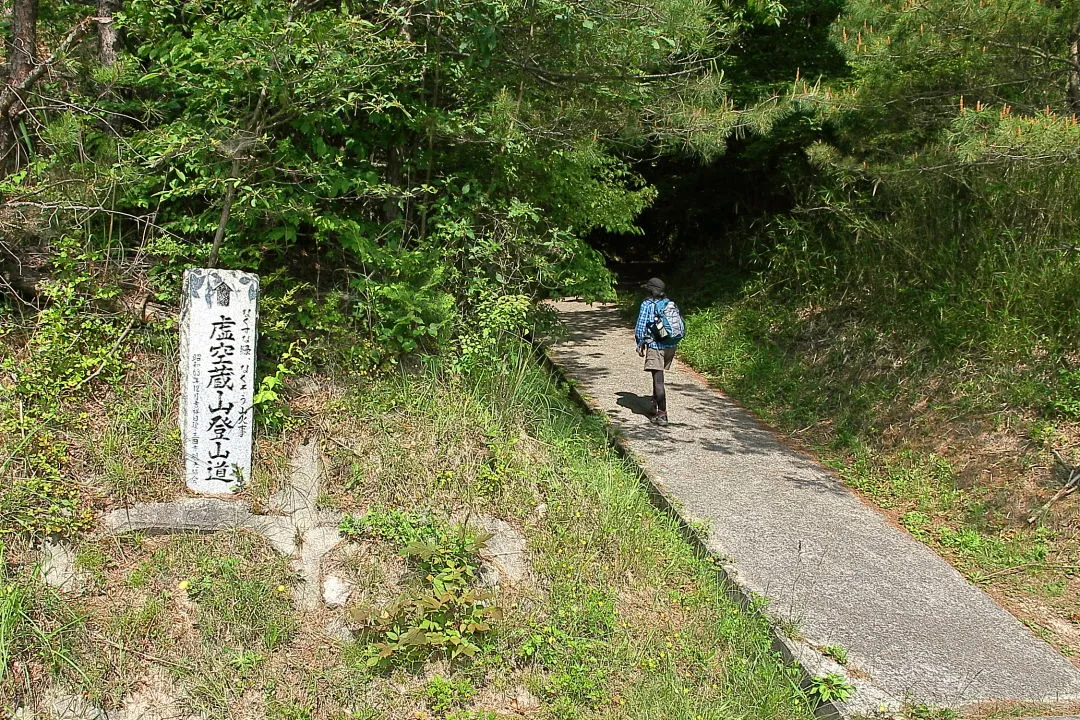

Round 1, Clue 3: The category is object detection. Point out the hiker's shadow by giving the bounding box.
[616,392,653,417]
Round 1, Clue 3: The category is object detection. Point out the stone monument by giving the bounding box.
[179,269,258,494]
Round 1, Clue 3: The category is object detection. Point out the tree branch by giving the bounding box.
[0,16,96,117]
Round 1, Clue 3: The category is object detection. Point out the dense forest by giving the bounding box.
[4,1,1076,367]
[2,0,1080,715]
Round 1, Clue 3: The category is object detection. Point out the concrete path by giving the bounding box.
[547,300,1080,715]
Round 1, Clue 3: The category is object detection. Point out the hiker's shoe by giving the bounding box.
[652,413,669,427]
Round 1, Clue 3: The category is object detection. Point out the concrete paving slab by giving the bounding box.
[547,300,1080,714]
[102,498,252,535]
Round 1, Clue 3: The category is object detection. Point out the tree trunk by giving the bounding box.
[6,0,37,84]
[0,121,14,173]
[97,0,121,66]
[1,0,36,173]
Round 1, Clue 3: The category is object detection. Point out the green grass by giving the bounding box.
[311,349,816,719]
[125,532,297,652]
[0,342,819,719]
[90,364,183,505]
[0,545,87,709]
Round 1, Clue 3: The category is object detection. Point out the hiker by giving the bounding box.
[634,277,684,426]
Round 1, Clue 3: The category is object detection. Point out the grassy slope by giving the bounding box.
[674,290,1080,665]
[0,330,817,720]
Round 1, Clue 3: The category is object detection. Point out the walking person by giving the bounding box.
[634,277,684,426]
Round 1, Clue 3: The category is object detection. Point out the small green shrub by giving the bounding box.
[346,512,499,668]
[425,674,476,713]
[253,339,310,434]
[456,292,532,373]
[475,432,521,499]
[806,672,854,704]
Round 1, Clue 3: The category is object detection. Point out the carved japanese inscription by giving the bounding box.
[179,269,258,494]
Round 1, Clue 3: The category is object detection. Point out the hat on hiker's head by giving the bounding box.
[642,277,666,295]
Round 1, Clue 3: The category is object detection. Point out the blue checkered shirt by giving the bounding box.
[635,298,680,350]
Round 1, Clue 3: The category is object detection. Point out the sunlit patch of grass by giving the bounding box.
[0,544,87,708]
[126,532,297,652]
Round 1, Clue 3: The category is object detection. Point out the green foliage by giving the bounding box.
[456,293,532,373]
[806,673,854,704]
[821,644,848,666]
[474,432,523,499]
[340,507,437,547]
[1,0,769,378]
[835,0,1080,151]
[345,511,499,668]
[671,0,1080,445]
[1049,367,1080,419]
[0,238,127,422]
[0,236,136,539]
[0,467,94,539]
[520,624,610,706]
[517,583,617,707]
[266,699,313,720]
[445,712,498,720]
[253,339,310,433]
[425,675,476,713]
[1,242,125,420]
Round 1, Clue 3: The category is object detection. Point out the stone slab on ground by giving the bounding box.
[271,439,322,516]
[103,498,252,535]
[295,525,343,611]
[41,541,87,594]
[547,300,1080,714]
[243,514,298,555]
[322,574,354,608]
[471,516,529,588]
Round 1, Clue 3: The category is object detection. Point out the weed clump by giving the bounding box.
[342,508,500,668]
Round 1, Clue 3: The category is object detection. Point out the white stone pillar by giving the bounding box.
[179,269,259,495]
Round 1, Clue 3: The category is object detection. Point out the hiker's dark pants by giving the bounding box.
[651,370,667,413]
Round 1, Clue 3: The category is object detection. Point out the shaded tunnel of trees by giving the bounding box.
[589,0,848,302]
